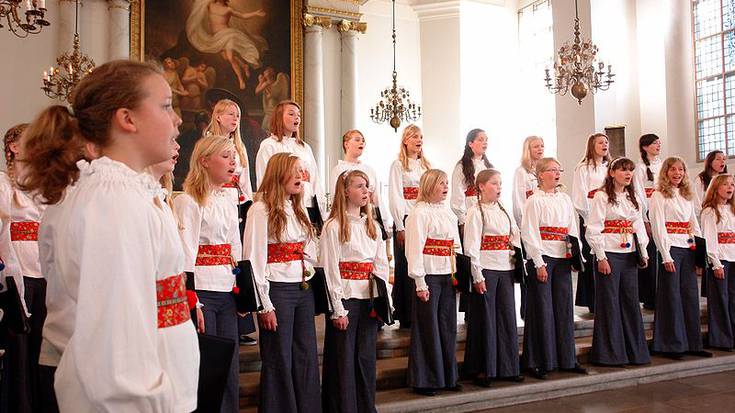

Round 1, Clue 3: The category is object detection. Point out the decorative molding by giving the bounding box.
[412,0,460,21]
[303,13,333,29]
[108,0,130,11]
[305,5,361,20]
[337,19,367,33]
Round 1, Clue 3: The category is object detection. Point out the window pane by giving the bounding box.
[696,34,723,79]
[729,116,735,156]
[726,30,735,71]
[695,0,723,39]
[727,74,735,114]
[724,0,735,31]
[699,117,726,160]
[698,77,724,118]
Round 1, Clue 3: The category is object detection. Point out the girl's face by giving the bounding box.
[666,161,685,187]
[594,136,609,158]
[203,148,236,186]
[716,177,735,201]
[344,133,365,159]
[468,132,488,158]
[479,174,502,202]
[539,162,562,188]
[404,131,423,155]
[711,152,727,174]
[428,175,449,203]
[529,139,545,161]
[217,105,240,135]
[345,175,370,208]
[610,166,634,188]
[644,139,661,157]
[284,160,304,195]
[282,104,301,134]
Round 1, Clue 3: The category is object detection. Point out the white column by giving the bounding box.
[57,0,77,54]
[339,28,358,132]
[107,0,130,60]
[304,23,327,184]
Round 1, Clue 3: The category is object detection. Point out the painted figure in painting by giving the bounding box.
[187,0,268,90]
[255,66,290,129]
[162,57,190,117]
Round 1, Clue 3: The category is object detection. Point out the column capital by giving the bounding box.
[303,13,332,29]
[337,19,367,34]
[108,0,130,11]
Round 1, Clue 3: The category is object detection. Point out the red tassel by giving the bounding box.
[239,194,246,203]
[565,253,572,259]
[232,286,240,295]
[452,277,458,286]
[186,290,198,311]
[369,309,377,318]
[690,245,696,251]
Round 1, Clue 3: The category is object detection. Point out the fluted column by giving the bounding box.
[303,14,330,184]
[337,20,366,132]
[57,0,77,55]
[107,0,130,60]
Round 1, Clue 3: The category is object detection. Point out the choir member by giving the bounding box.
[450,128,493,234]
[693,150,727,219]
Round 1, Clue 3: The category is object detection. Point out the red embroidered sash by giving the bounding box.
[157,273,191,329]
[602,220,634,234]
[525,190,534,199]
[665,221,691,234]
[539,226,569,241]
[464,186,477,197]
[403,187,418,200]
[587,189,599,199]
[267,242,305,264]
[481,235,512,251]
[423,238,454,256]
[645,187,655,198]
[718,232,735,244]
[339,262,374,280]
[196,244,232,266]
[301,169,311,183]
[10,221,39,241]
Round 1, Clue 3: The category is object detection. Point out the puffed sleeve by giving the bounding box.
[373,223,391,286]
[405,207,429,291]
[242,202,274,312]
[388,160,407,231]
[512,167,527,226]
[521,196,546,268]
[238,162,253,202]
[649,192,673,263]
[566,194,583,253]
[463,205,484,284]
[585,191,608,260]
[228,201,242,264]
[689,196,703,238]
[572,163,590,221]
[319,220,347,319]
[173,194,201,273]
[632,202,650,260]
[506,202,522,249]
[303,142,327,217]
[0,179,27,315]
[693,177,705,221]
[255,137,276,189]
[450,162,468,225]
[701,207,722,269]
[633,164,651,222]
[67,193,174,411]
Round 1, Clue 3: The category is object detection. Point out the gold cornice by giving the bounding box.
[336,19,367,34]
[303,13,332,29]
[108,0,130,11]
[305,5,361,20]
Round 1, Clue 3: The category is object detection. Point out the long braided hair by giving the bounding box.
[475,169,513,238]
[4,123,29,207]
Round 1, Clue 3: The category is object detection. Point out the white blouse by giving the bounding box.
[223,149,253,205]
[405,201,462,291]
[692,176,707,221]
[329,160,391,230]
[463,202,521,282]
[174,190,242,292]
[633,157,663,221]
[388,158,427,232]
[512,166,537,226]
[700,205,735,269]
[255,135,325,214]
[242,200,318,313]
[39,157,199,413]
[319,214,390,319]
[649,188,702,264]
[450,158,490,225]
[585,190,649,261]
[521,190,581,269]
[572,161,608,222]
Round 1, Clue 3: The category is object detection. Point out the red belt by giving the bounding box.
[719,232,735,244]
[423,238,454,256]
[267,242,305,264]
[10,221,39,241]
[645,187,655,198]
[301,169,311,183]
[339,261,374,280]
[587,189,599,199]
[665,221,690,234]
[464,186,477,197]
[196,244,232,266]
[403,187,418,200]
[156,273,191,329]
[539,226,569,241]
[602,220,633,234]
[481,235,512,251]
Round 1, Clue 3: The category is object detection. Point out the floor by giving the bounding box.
[478,371,735,413]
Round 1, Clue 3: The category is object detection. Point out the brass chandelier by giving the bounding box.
[544,0,614,104]
[41,0,94,102]
[0,0,49,38]
[370,0,421,132]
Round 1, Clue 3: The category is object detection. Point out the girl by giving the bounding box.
[585,157,651,366]
[572,132,611,313]
[243,153,321,412]
[694,150,727,219]
[633,134,663,309]
[450,128,493,232]
[521,157,586,379]
[649,157,709,358]
[512,135,545,225]
[320,170,390,413]
[255,100,325,228]
[700,174,735,350]
[174,135,241,412]
[388,124,431,329]
[462,169,523,387]
[329,129,391,235]
[405,169,462,396]
[0,123,47,413]
[20,60,199,412]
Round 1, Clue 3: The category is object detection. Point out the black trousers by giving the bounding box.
[391,220,412,328]
[638,236,658,308]
[706,260,735,349]
[574,217,595,312]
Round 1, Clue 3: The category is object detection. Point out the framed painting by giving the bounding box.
[130,0,303,189]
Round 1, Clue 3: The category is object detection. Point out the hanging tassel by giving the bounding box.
[688,237,696,250]
[232,286,240,295]
[301,281,310,290]
[369,308,377,318]
[451,275,458,287]
[239,194,246,203]
[232,266,241,275]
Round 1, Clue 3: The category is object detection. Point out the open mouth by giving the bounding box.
[358,146,364,150]
[294,181,302,187]
[227,168,235,174]
[442,190,449,196]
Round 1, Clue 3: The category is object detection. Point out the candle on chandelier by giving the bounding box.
[39,0,46,9]
[25,0,32,10]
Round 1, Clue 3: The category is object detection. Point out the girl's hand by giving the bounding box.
[473,280,487,294]
[258,311,278,331]
[536,266,548,283]
[664,262,676,273]
[416,290,430,302]
[638,258,648,269]
[396,231,406,248]
[714,267,725,280]
[332,316,349,331]
[597,259,612,275]
[195,308,205,333]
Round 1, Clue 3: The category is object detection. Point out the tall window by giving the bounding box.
[518,0,556,155]
[693,0,735,160]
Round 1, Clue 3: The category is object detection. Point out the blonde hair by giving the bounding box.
[341,129,364,153]
[205,99,248,168]
[255,152,313,242]
[657,156,693,200]
[535,157,561,187]
[183,135,235,206]
[269,100,303,145]
[416,169,447,203]
[579,133,611,169]
[398,124,431,172]
[326,170,377,243]
[520,135,543,173]
[702,174,735,224]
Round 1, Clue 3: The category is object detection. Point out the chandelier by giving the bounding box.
[370,0,421,132]
[544,0,614,104]
[0,0,49,38]
[41,0,94,102]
